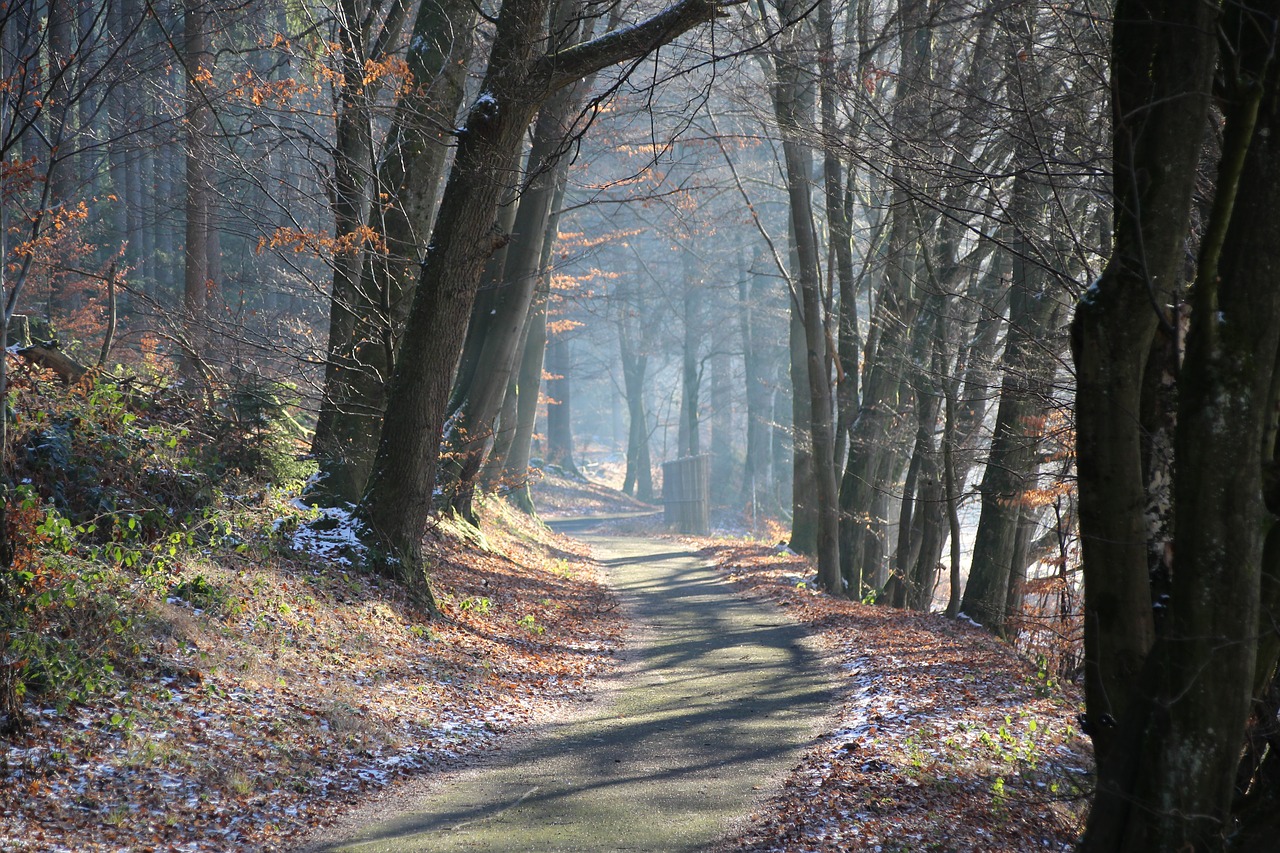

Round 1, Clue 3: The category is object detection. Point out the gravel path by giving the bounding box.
[305,523,835,852]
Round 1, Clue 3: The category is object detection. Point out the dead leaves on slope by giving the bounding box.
[0,499,622,851]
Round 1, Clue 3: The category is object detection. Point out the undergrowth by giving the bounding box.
[0,365,313,730]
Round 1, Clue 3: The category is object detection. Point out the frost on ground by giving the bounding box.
[1,499,622,852]
[701,539,1092,853]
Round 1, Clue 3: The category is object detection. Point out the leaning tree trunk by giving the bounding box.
[359,0,732,590]
[439,11,595,518]
[500,173,569,514]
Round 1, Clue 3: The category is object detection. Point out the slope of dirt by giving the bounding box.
[525,466,657,520]
[0,498,622,851]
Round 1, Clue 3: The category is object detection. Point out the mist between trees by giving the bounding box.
[4,0,1280,846]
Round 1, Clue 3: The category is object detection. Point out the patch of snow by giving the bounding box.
[290,505,366,568]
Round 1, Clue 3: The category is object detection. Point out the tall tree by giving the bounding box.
[310,0,474,505]
[356,0,735,594]
[1072,0,1219,773]
[837,0,934,597]
[770,0,840,592]
[438,0,600,520]
[181,0,213,381]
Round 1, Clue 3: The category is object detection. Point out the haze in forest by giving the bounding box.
[3,0,1280,848]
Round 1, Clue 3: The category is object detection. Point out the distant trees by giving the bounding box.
[0,0,1103,621]
[352,0,738,591]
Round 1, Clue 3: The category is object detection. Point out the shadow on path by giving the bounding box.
[305,521,835,852]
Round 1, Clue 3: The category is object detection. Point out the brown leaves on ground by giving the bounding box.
[700,539,1092,852]
[0,499,622,851]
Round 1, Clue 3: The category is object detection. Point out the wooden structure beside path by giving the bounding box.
[662,454,710,535]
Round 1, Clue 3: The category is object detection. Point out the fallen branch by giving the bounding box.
[17,342,89,384]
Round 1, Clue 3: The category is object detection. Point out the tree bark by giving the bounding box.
[739,250,776,516]
[545,331,581,477]
[678,248,702,459]
[181,0,211,383]
[440,8,595,517]
[820,0,858,476]
[772,0,839,592]
[501,174,569,513]
[1072,0,1218,772]
[1080,1,1280,844]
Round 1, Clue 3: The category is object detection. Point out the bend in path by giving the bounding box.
[308,524,835,852]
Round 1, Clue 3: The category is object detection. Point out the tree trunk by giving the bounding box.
[620,334,653,501]
[440,15,594,517]
[943,377,963,619]
[838,199,917,594]
[787,291,816,553]
[837,0,934,598]
[501,174,569,514]
[181,0,211,383]
[310,0,467,505]
[739,250,776,516]
[358,0,728,580]
[710,348,733,506]
[678,250,702,459]
[820,0,858,476]
[774,1,840,592]
[1080,0,1280,844]
[502,288,549,514]
[1072,0,1218,773]
[545,331,581,478]
[960,5,1064,637]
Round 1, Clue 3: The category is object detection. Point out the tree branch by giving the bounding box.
[536,0,743,93]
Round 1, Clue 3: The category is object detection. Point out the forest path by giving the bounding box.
[307,521,835,852]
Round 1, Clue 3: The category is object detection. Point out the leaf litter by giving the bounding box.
[3,463,1094,852]
[698,539,1093,852]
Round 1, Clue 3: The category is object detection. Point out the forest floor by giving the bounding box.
[697,540,1091,851]
[0,496,625,852]
[2,460,1092,851]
